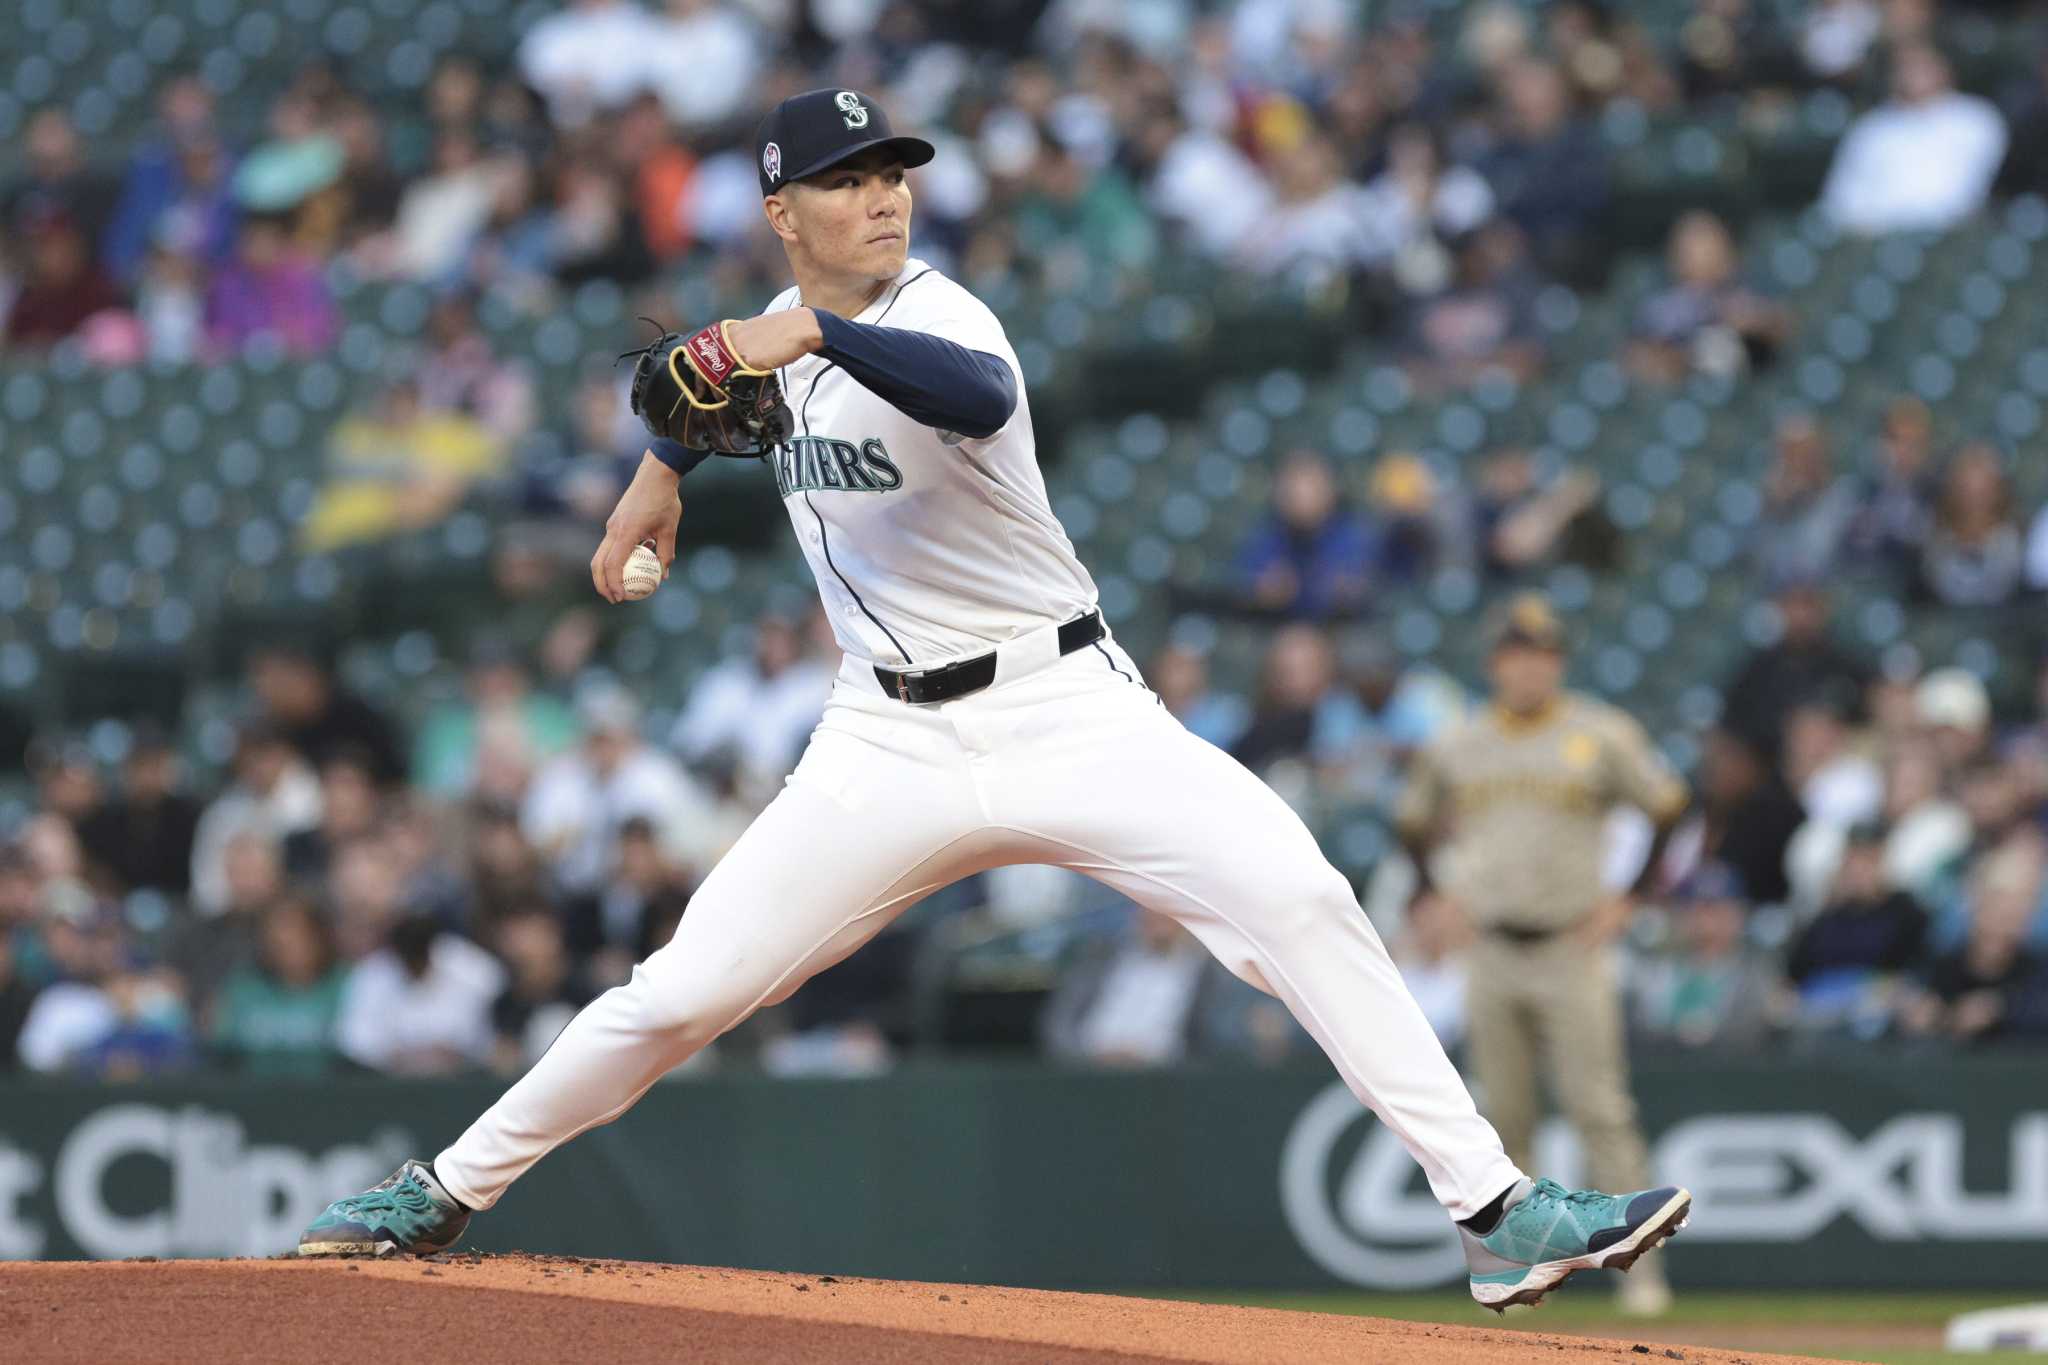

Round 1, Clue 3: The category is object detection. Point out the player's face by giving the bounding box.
[1489,642,1564,713]
[781,152,912,283]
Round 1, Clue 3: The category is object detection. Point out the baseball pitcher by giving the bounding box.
[299,90,1688,1311]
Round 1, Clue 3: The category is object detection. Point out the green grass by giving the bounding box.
[1153,1289,2046,1364]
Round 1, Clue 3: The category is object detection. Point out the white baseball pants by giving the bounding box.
[435,623,1522,1218]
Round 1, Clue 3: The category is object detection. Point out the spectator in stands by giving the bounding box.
[414,639,579,802]
[613,93,698,265]
[1231,624,1338,779]
[203,212,337,358]
[1479,58,1609,279]
[1819,43,2008,236]
[328,833,411,963]
[1391,891,1471,1050]
[1626,210,1790,383]
[1365,451,1465,582]
[1042,909,1224,1067]
[169,828,290,1013]
[522,684,723,898]
[188,725,322,918]
[417,292,536,442]
[337,912,504,1074]
[544,149,656,287]
[1849,395,1937,574]
[491,905,588,1072]
[26,737,103,833]
[1721,578,1871,759]
[1133,107,1273,262]
[643,0,760,131]
[363,129,502,283]
[15,894,126,1072]
[1472,450,1608,580]
[301,375,507,551]
[1901,839,2043,1043]
[101,76,237,284]
[1633,863,1777,1049]
[1879,736,1974,899]
[208,898,347,1076]
[249,643,405,787]
[1917,666,1993,774]
[1234,449,1376,619]
[1146,643,1249,751]
[1401,220,1547,393]
[670,611,833,800]
[133,231,206,365]
[517,0,662,129]
[1689,727,1804,906]
[1799,0,1882,86]
[1012,133,1158,285]
[1681,0,1796,101]
[1782,696,1884,831]
[1918,444,2024,608]
[1752,412,1859,587]
[4,108,116,250]
[1354,123,1495,300]
[1786,821,1928,1030]
[73,950,197,1082]
[1244,133,1368,287]
[3,209,122,347]
[281,750,386,887]
[462,156,558,304]
[566,815,692,987]
[1314,632,1464,808]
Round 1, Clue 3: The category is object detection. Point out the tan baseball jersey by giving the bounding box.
[1397,692,1688,928]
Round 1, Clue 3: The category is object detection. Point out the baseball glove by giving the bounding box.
[623,319,793,456]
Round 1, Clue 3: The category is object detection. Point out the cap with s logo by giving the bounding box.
[754,88,934,197]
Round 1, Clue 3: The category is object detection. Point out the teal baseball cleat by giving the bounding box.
[1462,1177,1690,1312]
[297,1160,472,1258]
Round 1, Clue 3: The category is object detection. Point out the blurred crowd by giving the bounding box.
[7,0,2048,1082]
[7,561,2048,1082]
[1220,386,2048,626]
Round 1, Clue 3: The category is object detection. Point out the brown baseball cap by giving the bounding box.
[1486,591,1568,653]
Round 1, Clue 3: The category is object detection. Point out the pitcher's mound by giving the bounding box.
[3,1254,1853,1364]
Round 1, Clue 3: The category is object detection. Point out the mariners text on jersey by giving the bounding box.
[771,435,903,496]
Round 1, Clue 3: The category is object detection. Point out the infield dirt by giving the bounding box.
[2,1254,1867,1363]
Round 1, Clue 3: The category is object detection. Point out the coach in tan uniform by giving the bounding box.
[1397,593,1689,1313]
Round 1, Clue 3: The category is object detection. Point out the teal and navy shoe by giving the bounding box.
[298,1160,472,1258]
[1462,1177,1690,1312]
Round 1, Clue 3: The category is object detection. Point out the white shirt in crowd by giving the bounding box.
[669,655,833,789]
[521,742,724,892]
[1075,945,1208,1064]
[337,934,506,1071]
[187,762,323,917]
[16,982,116,1072]
[520,1,761,129]
[1819,92,2008,236]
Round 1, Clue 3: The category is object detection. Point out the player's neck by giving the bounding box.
[792,267,895,321]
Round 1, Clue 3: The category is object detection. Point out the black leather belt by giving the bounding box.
[1486,923,1563,945]
[875,611,1105,704]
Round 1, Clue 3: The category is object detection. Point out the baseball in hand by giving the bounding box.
[622,541,664,600]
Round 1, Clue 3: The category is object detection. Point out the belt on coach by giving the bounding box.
[1485,923,1564,945]
[874,610,1105,705]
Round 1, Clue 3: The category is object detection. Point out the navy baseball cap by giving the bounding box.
[755,88,934,197]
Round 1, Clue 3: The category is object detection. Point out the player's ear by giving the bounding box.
[762,191,800,245]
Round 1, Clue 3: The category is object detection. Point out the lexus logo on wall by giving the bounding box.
[1278,1081,2048,1288]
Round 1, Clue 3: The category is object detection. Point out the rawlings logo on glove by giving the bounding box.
[623,318,793,457]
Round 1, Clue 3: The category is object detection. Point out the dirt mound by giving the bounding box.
[2,1255,1860,1364]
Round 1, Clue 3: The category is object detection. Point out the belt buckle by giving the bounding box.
[895,672,913,703]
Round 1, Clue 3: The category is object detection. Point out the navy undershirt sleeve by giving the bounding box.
[813,310,1018,439]
[648,438,711,478]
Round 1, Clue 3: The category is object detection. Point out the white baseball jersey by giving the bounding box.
[763,259,1098,666]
